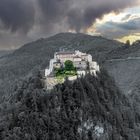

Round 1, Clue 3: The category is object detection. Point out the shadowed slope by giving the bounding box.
[0,69,139,140]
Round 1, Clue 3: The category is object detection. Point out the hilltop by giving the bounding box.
[0,33,121,98]
[0,32,140,106]
[44,50,100,89]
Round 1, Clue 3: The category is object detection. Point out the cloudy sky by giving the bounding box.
[0,0,140,50]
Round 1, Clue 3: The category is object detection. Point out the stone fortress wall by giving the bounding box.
[44,50,100,90]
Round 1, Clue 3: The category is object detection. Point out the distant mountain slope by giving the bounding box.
[0,50,13,58]
[106,40,140,60]
[104,59,140,95]
[104,41,140,95]
[0,33,122,98]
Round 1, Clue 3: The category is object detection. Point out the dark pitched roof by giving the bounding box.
[56,51,75,55]
[73,55,81,58]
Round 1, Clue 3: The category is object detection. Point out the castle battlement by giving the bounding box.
[45,50,99,89]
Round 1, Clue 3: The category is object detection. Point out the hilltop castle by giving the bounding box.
[45,50,100,89]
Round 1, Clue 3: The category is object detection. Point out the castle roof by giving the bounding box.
[73,55,81,58]
[56,51,75,55]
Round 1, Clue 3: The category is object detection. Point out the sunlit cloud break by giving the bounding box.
[86,9,140,43]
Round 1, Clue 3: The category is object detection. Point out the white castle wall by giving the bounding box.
[89,61,100,71]
[45,77,58,90]
[45,69,50,77]
[77,70,86,77]
[88,54,92,62]
[68,76,77,81]
[44,50,100,89]
[45,58,57,77]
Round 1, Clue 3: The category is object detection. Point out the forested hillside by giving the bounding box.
[0,33,122,99]
[0,50,13,58]
[0,69,139,140]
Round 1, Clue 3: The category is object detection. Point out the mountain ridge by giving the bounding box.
[0,33,122,98]
[0,32,140,102]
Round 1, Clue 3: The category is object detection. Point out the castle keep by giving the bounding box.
[45,50,100,89]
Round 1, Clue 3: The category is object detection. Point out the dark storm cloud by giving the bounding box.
[0,0,35,33]
[67,5,117,32]
[96,16,140,38]
[0,0,139,33]
[38,0,139,32]
[38,0,69,21]
[0,0,139,49]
